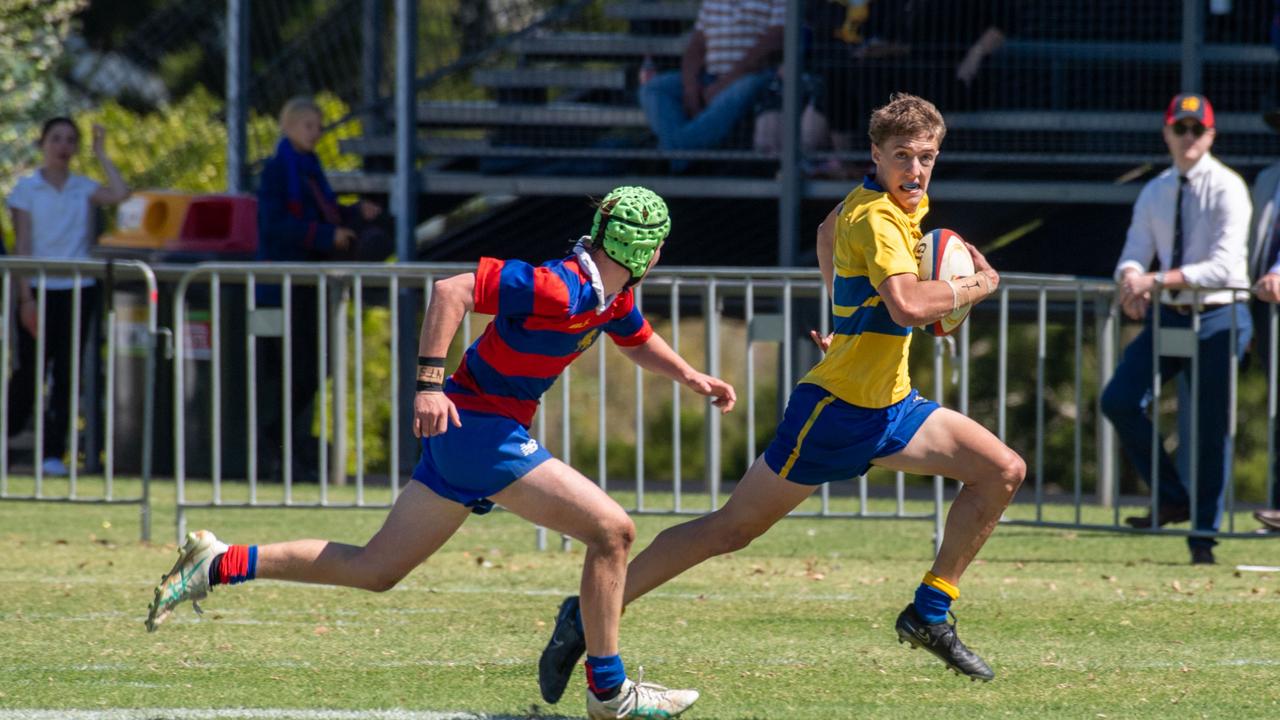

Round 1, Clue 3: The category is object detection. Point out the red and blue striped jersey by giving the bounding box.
[446,256,653,427]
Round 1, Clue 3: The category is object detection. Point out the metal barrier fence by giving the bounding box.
[170,262,446,540]
[168,263,954,548]
[2,258,1274,548]
[162,263,1280,550]
[0,257,160,541]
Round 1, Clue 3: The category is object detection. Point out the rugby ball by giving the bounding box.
[915,228,975,337]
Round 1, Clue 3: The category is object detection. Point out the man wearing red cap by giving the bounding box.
[1101,92,1253,564]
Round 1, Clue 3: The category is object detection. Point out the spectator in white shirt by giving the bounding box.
[1245,107,1280,532]
[6,117,129,477]
[1100,93,1252,565]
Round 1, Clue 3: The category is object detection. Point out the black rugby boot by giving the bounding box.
[538,595,586,703]
[895,603,995,681]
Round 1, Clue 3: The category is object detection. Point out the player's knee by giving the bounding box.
[998,451,1027,496]
[707,513,762,554]
[718,526,758,554]
[590,514,636,558]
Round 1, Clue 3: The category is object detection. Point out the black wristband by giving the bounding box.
[417,356,446,386]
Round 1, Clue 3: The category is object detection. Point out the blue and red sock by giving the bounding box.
[209,545,258,586]
[585,654,626,701]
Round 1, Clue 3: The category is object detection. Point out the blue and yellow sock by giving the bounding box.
[913,571,959,625]
[585,654,626,701]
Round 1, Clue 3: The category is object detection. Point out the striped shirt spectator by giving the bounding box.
[696,0,786,76]
[639,0,785,170]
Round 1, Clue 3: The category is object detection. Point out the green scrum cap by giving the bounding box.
[590,186,670,280]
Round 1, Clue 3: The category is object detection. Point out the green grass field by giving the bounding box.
[2,478,1280,719]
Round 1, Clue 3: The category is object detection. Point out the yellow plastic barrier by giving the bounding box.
[99,191,194,249]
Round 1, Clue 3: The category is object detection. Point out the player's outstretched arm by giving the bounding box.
[618,334,737,413]
[413,273,475,438]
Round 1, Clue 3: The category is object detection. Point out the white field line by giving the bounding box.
[1,656,812,676]
[0,710,577,720]
[0,578,869,603]
[0,658,531,673]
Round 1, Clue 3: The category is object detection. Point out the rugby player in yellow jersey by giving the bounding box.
[538,94,1023,701]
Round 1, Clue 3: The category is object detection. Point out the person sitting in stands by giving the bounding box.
[639,0,786,172]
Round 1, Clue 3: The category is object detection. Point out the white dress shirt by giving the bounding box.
[6,170,99,290]
[1114,152,1251,306]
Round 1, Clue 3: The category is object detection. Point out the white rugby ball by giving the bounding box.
[915,228,975,337]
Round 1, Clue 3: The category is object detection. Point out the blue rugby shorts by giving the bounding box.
[763,383,939,484]
[411,408,553,513]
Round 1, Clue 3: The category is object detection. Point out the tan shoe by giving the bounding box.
[1124,504,1190,529]
[1254,509,1280,532]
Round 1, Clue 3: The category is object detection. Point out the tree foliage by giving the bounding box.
[0,0,88,197]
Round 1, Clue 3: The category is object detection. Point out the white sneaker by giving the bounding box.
[41,457,68,476]
[145,530,227,632]
[586,669,699,720]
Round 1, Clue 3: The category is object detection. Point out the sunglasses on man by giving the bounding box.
[1171,121,1207,137]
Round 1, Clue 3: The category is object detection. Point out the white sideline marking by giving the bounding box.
[0,710,577,720]
[0,577,869,603]
[1,658,531,674]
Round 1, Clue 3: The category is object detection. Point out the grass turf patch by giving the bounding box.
[2,478,1279,718]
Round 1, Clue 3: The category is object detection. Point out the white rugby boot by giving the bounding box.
[145,530,227,632]
[586,669,699,719]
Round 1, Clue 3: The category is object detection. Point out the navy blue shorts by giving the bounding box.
[411,408,553,514]
[763,383,939,484]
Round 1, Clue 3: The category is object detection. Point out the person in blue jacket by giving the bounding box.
[255,96,390,481]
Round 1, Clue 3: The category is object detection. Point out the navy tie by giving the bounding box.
[1170,175,1187,270]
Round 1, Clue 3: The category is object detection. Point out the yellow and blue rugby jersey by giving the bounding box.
[800,177,929,409]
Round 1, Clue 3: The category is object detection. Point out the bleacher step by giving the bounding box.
[341,136,765,161]
[325,169,1146,205]
[416,100,645,127]
[605,1,699,22]
[947,111,1268,133]
[472,68,628,91]
[511,32,687,58]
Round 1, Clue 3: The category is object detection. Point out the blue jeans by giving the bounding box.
[1100,303,1252,548]
[639,70,773,170]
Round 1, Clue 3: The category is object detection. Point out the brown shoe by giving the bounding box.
[1254,509,1280,532]
[1124,504,1190,529]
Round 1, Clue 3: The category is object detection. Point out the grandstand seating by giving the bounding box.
[330,0,1280,207]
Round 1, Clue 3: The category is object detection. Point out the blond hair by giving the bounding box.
[279,96,322,127]
[868,93,946,147]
